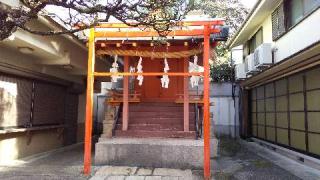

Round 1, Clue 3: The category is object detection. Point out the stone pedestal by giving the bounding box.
[101,105,118,138]
[95,137,219,169]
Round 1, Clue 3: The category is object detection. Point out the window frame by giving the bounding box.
[247,27,263,55]
[272,0,320,41]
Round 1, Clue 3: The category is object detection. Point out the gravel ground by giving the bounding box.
[194,137,301,180]
[0,138,302,180]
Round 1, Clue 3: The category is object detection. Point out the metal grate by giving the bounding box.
[33,82,66,125]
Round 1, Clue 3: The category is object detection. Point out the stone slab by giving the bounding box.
[145,176,161,180]
[153,168,192,177]
[95,166,137,176]
[90,166,195,180]
[136,168,152,175]
[95,138,218,169]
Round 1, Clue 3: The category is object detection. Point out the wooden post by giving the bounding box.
[184,57,189,132]
[203,24,211,180]
[241,88,249,138]
[84,28,95,175]
[122,56,129,131]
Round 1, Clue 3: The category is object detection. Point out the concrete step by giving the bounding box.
[114,130,196,139]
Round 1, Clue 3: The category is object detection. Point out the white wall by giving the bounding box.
[274,9,320,63]
[210,97,236,126]
[243,9,320,64]
[262,15,273,44]
[231,45,244,64]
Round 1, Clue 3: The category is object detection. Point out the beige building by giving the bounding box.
[229,0,320,163]
[0,0,109,163]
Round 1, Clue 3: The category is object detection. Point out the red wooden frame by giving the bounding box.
[84,21,222,179]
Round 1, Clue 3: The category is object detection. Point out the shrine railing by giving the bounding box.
[107,90,141,104]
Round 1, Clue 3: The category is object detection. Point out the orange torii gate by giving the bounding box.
[83,20,224,180]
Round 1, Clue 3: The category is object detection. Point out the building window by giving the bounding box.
[287,0,304,27]
[272,3,286,40]
[248,28,263,54]
[272,0,320,40]
[304,0,320,14]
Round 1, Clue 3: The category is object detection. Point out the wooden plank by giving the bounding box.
[95,20,224,28]
[184,57,190,132]
[94,72,203,77]
[122,56,129,131]
[0,125,65,135]
[175,99,204,104]
[95,28,220,38]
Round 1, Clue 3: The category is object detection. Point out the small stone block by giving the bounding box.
[106,176,126,180]
[136,168,153,176]
[124,176,145,180]
[89,176,106,180]
[161,177,179,180]
[153,168,192,177]
[96,166,137,176]
[145,176,161,180]
[100,133,112,138]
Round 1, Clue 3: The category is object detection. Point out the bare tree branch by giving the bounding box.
[0,0,194,41]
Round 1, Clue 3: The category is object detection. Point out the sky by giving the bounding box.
[240,0,258,9]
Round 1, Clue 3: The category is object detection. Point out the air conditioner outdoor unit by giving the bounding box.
[235,63,246,80]
[244,54,256,74]
[254,43,272,69]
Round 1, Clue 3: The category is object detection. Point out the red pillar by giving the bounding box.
[184,57,190,132]
[84,28,95,175]
[122,56,129,131]
[203,25,211,180]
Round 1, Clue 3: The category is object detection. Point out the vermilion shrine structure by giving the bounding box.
[84,19,225,179]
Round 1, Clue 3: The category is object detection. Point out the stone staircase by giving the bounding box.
[114,103,197,138]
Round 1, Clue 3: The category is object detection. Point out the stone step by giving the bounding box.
[115,123,195,131]
[117,117,192,124]
[124,111,195,117]
[128,102,186,107]
[114,130,196,139]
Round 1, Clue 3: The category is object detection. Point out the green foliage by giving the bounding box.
[210,62,235,82]
[195,0,249,82]
[195,0,249,34]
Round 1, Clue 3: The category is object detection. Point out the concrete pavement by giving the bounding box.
[0,138,315,180]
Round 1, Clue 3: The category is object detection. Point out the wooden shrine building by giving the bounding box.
[83,18,227,179]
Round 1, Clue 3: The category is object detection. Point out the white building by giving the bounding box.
[228,0,320,166]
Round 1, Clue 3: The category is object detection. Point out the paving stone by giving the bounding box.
[124,176,146,180]
[106,176,126,180]
[161,177,179,180]
[136,168,153,176]
[145,176,161,180]
[96,166,137,176]
[90,176,106,180]
[153,168,192,177]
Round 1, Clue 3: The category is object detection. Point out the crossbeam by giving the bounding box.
[95,20,224,28]
[93,72,203,77]
[95,29,220,38]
